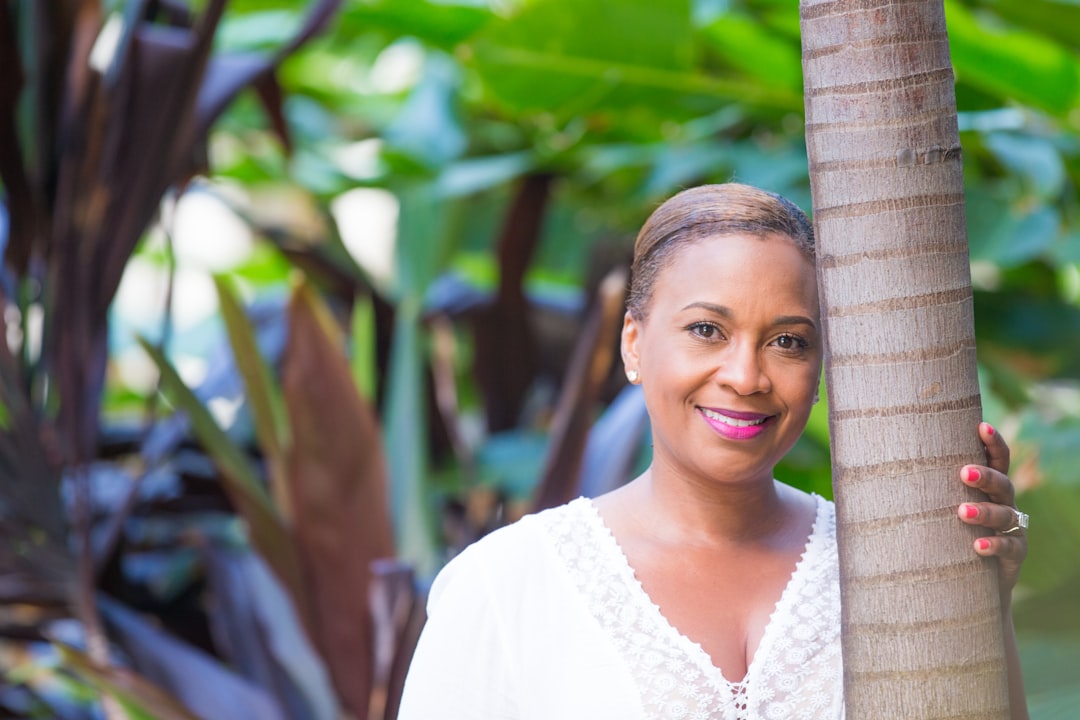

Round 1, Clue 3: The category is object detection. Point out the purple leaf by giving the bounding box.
[98,595,286,720]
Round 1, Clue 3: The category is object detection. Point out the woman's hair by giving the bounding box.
[626,183,814,320]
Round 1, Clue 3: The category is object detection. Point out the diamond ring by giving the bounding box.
[1001,508,1029,535]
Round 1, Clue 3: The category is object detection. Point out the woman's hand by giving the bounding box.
[956,422,1028,596]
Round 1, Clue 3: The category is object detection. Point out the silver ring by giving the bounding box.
[1001,508,1029,535]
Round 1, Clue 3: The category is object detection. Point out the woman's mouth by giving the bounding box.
[698,407,774,440]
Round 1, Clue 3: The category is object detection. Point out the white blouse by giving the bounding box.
[398,495,842,720]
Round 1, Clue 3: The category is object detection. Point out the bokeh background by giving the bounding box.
[1,0,1077,718]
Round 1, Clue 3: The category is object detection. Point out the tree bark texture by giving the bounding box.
[800,1,1011,718]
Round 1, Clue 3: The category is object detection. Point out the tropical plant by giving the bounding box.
[0,0,357,717]
[1,0,1079,718]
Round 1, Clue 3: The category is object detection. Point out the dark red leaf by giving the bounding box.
[281,281,395,720]
[196,51,273,137]
[369,559,425,720]
[471,173,554,431]
[201,542,340,720]
[0,3,33,274]
[194,0,344,139]
[252,71,293,154]
[532,266,629,512]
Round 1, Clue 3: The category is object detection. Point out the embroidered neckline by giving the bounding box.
[537,494,842,720]
[577,496,826,690]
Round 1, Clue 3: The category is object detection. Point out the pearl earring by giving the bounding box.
[626,369,639,384]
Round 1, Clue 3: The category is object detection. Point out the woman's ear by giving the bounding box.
[621,311,641,381]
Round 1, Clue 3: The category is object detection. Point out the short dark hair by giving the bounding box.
[627,183,814,321]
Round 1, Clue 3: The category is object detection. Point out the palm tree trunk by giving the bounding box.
[800,1,1011,717]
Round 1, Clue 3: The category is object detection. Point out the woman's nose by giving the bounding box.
[713,344,771,396]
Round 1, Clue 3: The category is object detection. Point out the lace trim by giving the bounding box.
[538,495,843,720]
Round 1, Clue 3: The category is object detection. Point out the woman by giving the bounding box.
[398,184,1028,719]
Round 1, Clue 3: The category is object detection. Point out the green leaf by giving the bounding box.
[217,10,305,51]
[393,183,454,299]
[383,298,439,577]
[138,339,274,511]
[214,276,289,471]
[490,0,695,73]
[434,152,535,198]
[342,0,493,51]
[1048,230,1080,265]
[1012,481,1080,593]
[1015,631,1080,719]
[229,242,295,286]
[947,0,1080,116]
[983,132,1067,199]
[978,0,1080,54]
[701,12,802,93]
[975,290,1080,380]
[966,187,1061,267]
[1017,413,1080,488]
[643,141,731,196]
[137,338,310,621]
[384,53,466,168]
[349,294,378,403]
[468,0,800,119]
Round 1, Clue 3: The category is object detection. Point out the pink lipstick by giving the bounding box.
[697,407,773,440]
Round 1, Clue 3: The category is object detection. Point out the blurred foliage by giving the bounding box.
[1,0,1079,717]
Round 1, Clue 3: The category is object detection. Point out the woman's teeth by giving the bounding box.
[701,408,767,427]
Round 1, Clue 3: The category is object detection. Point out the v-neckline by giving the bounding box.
[579,494,826,691]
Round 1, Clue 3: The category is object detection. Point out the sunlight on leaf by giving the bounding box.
[214,275,292,517]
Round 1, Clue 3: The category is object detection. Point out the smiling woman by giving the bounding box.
[621,223,821,492]
[396,183,1028,720]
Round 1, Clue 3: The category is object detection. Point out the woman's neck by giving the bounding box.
[605,465,800,549]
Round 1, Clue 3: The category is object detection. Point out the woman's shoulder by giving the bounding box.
[777,482,835,526]
[455,497,590,558]
[428,498,593,604]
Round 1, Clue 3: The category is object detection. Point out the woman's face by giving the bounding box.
[622,232,822,487]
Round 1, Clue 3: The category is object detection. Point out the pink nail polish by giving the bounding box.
[983,423,995,436]
[976,538,990,551]
[963,467,981,484]
[963,505,978,519]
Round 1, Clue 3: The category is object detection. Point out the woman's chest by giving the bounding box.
[629,544,805,683]
[534,497,844,719]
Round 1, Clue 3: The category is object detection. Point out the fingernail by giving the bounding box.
[962,504,979,519]
[982,422,995,436]
[962,467,981,484]
[976,538,990,551]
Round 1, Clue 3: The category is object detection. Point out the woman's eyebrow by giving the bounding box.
[679,301,731,316]
[680,302,818,331]
[772,315,818,330]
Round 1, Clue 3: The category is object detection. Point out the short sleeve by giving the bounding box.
[397,542,520,720]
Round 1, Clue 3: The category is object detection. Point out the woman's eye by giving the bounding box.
[689,322,719,339]
[775,334,807,350]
